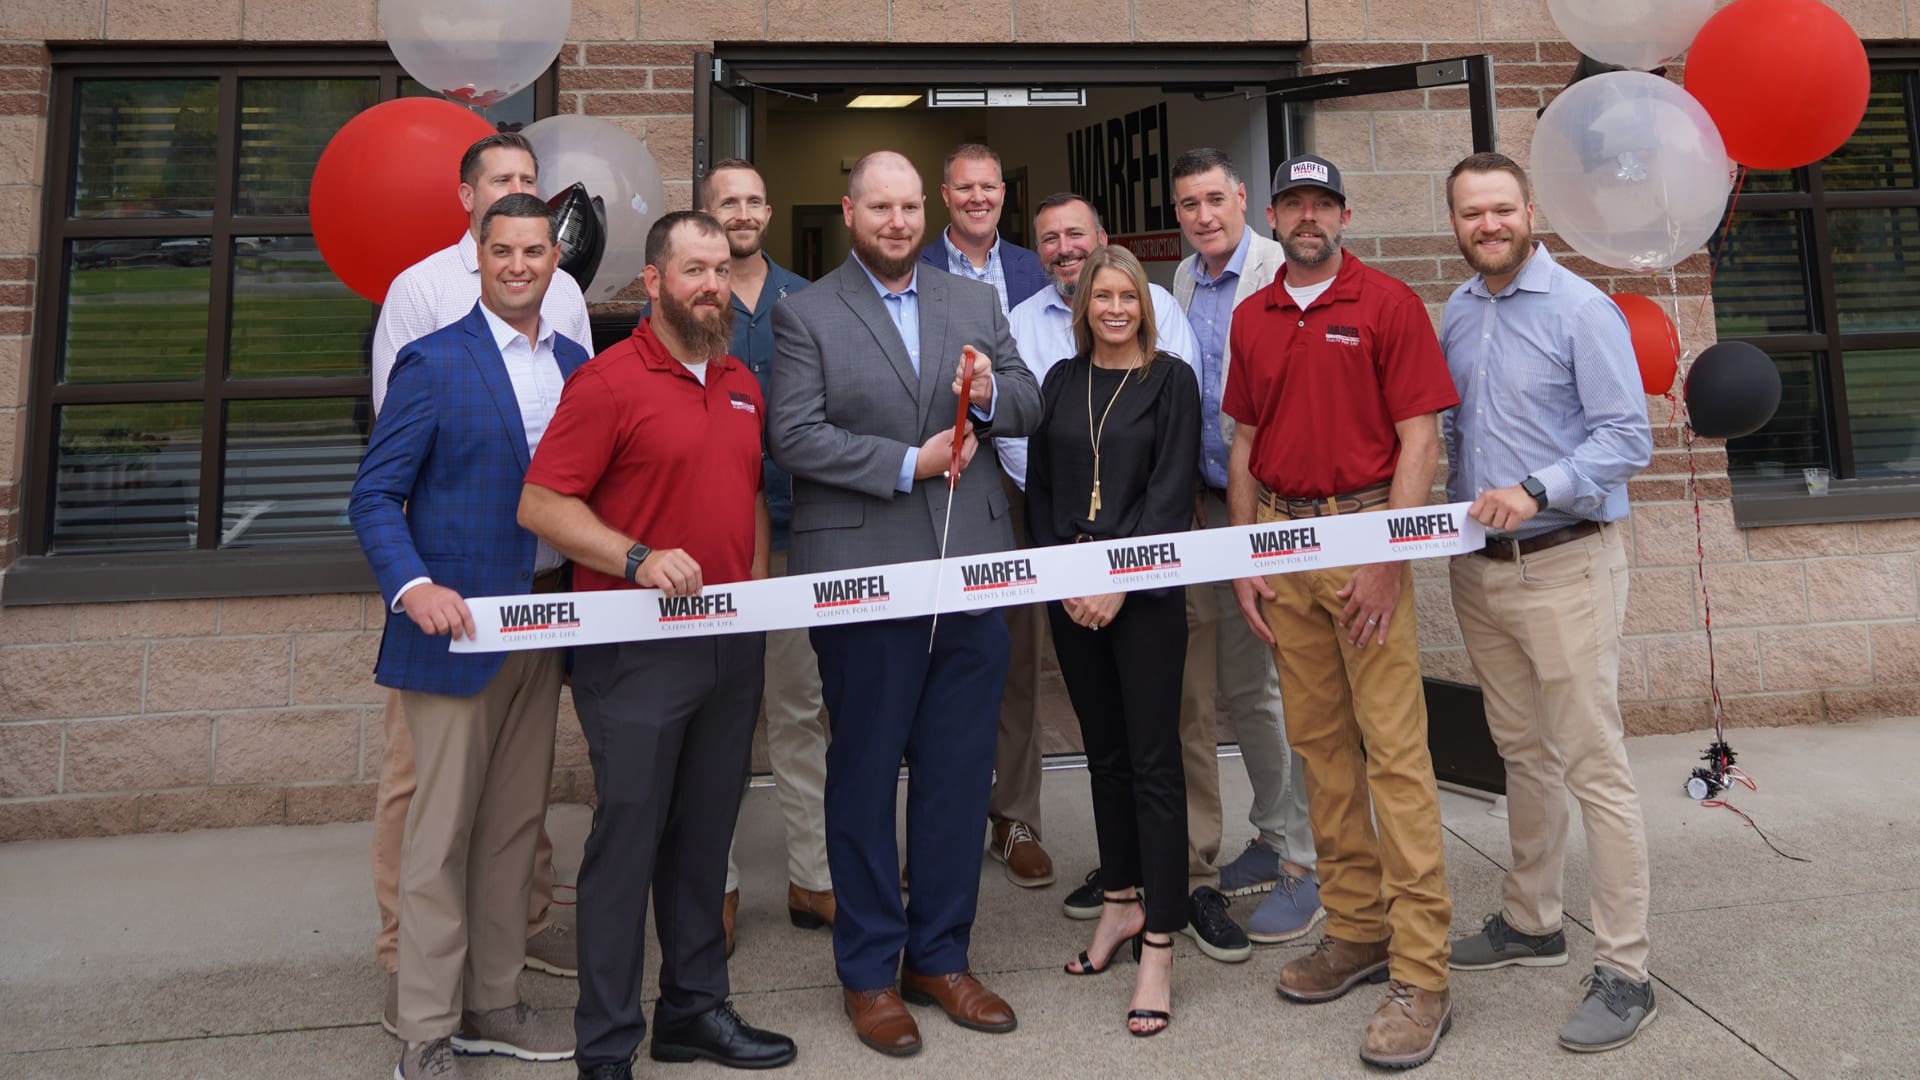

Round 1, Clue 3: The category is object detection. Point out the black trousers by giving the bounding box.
[569,632,765,1069]
[1047,587,1189,934]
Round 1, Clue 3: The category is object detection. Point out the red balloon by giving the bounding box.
[1683,0,1870,170]
[1611,293,1680,394]
[310,98,496,303]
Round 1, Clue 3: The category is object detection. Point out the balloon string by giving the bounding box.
[1684,419,1725,740]
[1688,163,1749,355]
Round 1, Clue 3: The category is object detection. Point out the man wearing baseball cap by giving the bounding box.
[1222,153,1460,1070]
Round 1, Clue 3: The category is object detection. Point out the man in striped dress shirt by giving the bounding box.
[1438,152,1656,1055]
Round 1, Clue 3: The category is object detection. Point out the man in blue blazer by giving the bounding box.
[920,143,1049,314]
[351,193,587,1080]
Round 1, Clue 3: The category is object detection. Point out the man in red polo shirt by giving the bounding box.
[517,211,798,1077]
[1222,156,1461,1071]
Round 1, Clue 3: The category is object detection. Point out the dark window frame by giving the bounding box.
[8,47,556,606]
[1718,53,1920,527]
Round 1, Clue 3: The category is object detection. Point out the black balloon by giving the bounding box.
[547,182,606,294]
[1684,341,1783,439]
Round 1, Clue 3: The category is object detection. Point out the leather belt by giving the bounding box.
[1258,481,1392,519]
[531,566,567,593]
[1472,521,1602,560]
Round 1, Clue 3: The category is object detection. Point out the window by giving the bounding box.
[12,50,552,603]
[1711,62,1920,524]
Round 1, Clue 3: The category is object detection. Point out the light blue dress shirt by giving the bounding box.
[1000,282,1202,489]
[1440,244,1653,539]
[852,255,995,493]
[943,227,1011,313]
[1186,228,1252,490]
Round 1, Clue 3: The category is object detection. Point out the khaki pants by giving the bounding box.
[727,548,833,894]
[373,689,557,972]
[1182,490,1316,887]
[395,649,564,1040]
[989,472,1049,835]
[1256,501,1451,991]
[1449,522,1650,983]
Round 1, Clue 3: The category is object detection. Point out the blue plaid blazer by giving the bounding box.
[350,303,589,697]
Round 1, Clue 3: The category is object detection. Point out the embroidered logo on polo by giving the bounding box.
[728,391,757,414]
[1325,324,1361,347]
[960,556,1039,598]
[497,600,582,642]
[1290,161,1330,184]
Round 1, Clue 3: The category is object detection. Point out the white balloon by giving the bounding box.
[1530,71,1732,273]
[382,0,571,108]
[524,115,667,304]
[1547,0,1715,71]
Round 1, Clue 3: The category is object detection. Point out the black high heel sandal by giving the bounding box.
[1127,934,1173,1038]
[1064,893,1144,976]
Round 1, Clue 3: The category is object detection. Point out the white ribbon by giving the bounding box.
[448,502,1485,654]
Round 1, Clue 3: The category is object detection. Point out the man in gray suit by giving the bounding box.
[768,150,1042,1059]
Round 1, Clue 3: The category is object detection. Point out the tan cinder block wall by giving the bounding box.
[0,0,1915,841]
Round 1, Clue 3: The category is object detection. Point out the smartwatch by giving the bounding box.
[624,542,651,584]
[1520,475,1549,511]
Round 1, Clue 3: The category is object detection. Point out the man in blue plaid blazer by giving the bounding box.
[350,194,589,1080]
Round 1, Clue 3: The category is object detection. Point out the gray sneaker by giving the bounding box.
[1559,966,1658,1052]
[396,1036,466,1079]
[451,1001,575,1062]
[524,921,577,977]
[1217,837,1281,896]
[1448,912,1569,970]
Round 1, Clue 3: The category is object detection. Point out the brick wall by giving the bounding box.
[0,0,1916,841]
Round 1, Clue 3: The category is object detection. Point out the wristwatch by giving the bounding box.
[624,542,651,584]
[1520,475,1549,511]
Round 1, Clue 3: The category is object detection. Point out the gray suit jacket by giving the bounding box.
[769,257,1042,575]
[1170,229,1285,452]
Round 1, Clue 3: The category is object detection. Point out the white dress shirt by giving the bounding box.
[391,306,567,611]
[370,230,591,415]
[999,282,1201,489]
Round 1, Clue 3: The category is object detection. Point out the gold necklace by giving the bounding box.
[1086,353,1143,519]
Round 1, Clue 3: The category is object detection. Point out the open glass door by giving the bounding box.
[692,52,753,209]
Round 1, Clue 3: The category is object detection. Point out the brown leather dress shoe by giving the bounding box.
[989,818,1055,888]
[899,969,1018,1033]
[722,890,739,958]
[1276,935,1391,1003]
[844,988,921,1057]
[1360,981,1452,1069]
[787,883,836,929]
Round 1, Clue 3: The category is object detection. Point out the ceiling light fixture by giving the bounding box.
[846,93,923,109]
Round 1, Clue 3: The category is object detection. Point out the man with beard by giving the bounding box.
[702,158,835,953]
[768,150,1042,1058]
[519,211,798,1077]
[1223,155,1459,1070]
[1165,147,1316,961]
[998,193,1198,899]
[1438,152,1655,1054]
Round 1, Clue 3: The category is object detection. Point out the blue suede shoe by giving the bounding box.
[1245,872,1325,945]
[1217,837,1281,897]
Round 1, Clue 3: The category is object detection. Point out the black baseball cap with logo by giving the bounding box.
[1272,154,1346,203]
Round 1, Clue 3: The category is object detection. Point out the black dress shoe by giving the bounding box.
[650,1002,798,1070]
[578,1063,633,1080]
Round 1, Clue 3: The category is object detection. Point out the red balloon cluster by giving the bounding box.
[1684,0,1871,170]
[310,98,496,303]
[1611,293,1681,395]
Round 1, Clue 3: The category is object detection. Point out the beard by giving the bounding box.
[1462,230,1532,280]
[1281,224,1341,268]
[726,221,765,259]
[657,285,735,360]
[851,230,920,282]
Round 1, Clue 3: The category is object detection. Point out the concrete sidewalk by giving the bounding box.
[2,717,1915,1079]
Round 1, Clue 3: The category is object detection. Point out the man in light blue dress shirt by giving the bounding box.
[1437,152,1656,1055]
[920,143,1049,315]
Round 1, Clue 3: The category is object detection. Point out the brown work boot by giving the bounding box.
[989,818,1055,888]
[1276,935,1391,1003]
[844,987,921,1057]
[787,882,836,929]
[1360,981,1452,1069]
[899,968,1018,1033]
[723,889,739,958]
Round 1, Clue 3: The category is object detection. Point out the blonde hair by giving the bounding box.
[1069,245,1159,371]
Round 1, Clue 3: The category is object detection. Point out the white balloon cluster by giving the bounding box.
[382,0,572,109]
